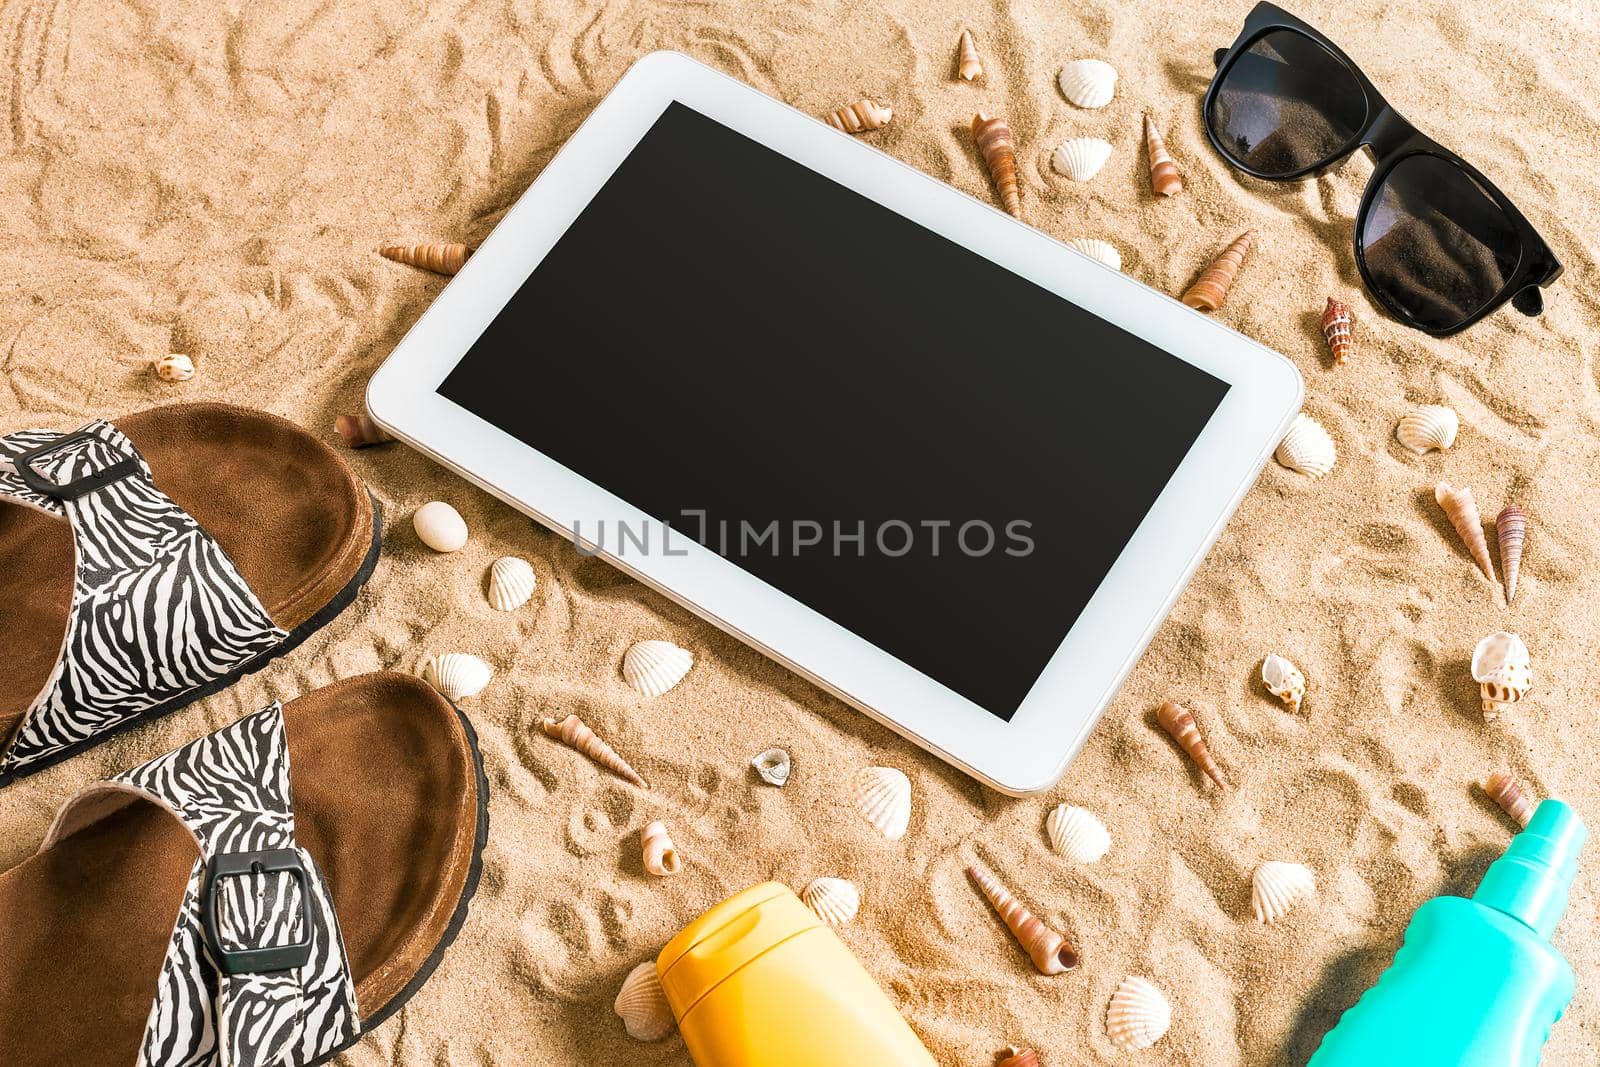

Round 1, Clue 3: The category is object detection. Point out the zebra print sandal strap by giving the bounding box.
[0,420,288,780]
[43,703,361,1067]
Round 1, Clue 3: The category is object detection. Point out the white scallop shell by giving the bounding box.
[1058,58,1117,108]
[1066,238,1122,272]
[614,961,675,1042]
[1261,653,1306,711]
[1046,804,1111,863]
[1106,976,1172,1050]
[622,640,693,697]
[1275,412,1337,478]
[413,500,468,552]
[1252,861,1315,923]
[752,747,792,787]
[802,877,861,926]
[1396,404,1460,455]
[485,556,536,611]
[1472,630,1532,717]
[852,766,911,840]
[422,652,493,702]
[1051,137,1113,181]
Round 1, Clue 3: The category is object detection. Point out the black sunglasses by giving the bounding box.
[1204,2,1562,336]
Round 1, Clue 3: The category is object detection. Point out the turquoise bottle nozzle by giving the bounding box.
[1473,799,1587,940]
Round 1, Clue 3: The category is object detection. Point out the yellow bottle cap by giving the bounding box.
[657,882,820,1019]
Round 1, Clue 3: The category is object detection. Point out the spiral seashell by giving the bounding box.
[540,713,648,788]
[614,961,675,1041]
[1275,412,1337,478]
[1497,505,1526,604]
[622,639,693,697]
[1435,482,1496,585]
[1321,298,1353,364]
[1156,700,1227,791]
[413,500,468,552]
[997,1048,1040,1067]
[1051,137,1112,182]
[967,862,1078,974]
[1395,405,1459,455]
[1261,653,1306,712]
[751,747,792,787]
[1057,58,1117,108]
[154,354,195,382]
[379,242,472,275]
[802,877,860,926]
[421,652,493,702]
[1471,630,1532,720]
[1106,976,1172,1050]
[1252,861,1315,923]
[1144,114,1182,196]
[1482,770,1534,828]
[1181,230,1254,311]
[333,413,393,448]
[1045,804,1110,864]
[824,98,892,134]
[1065,238,1121,272]
[956,29,983,80]
[485,556,536,611]
[852,766,911,840]
[972,112,1021,219]
[641,820,682,876]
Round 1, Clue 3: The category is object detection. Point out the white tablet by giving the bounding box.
[368,51,1302,795]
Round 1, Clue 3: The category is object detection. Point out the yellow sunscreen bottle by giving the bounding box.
[658,882,938,1066]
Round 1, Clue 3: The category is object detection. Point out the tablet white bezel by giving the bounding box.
[368,50,1303,795]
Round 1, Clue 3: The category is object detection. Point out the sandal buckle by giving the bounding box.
[13,429,142,501]
[201,848,316,976]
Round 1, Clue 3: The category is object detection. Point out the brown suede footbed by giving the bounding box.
[0,672,483,1066]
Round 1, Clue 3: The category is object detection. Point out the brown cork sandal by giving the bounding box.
[0,672,488,1067]
[0,403,380,785]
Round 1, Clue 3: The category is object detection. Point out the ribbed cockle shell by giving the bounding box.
[1435,482,1497,585]
[1261,653,1306,712]
[1482,770,1534,827]
[540,713,648,788]
[852,766,911,840]
[1251,860,1315,923]
[1045,804,1110,863]
[1321,298,1353,364]
[956,29,983,80]
[1497,505,1526,604]
[1057,59,1117,108]
[972,112,1021,219]
[1156,700,1227,790]
[1052,137,1112,182]
[614,961,674,1041]
[641,820,681,876]
[967,862,1078,974]
[1471,631,1532,720]
[486,556,536,611]
[824,98,892,134]
[622,639,693,697]
[380,242,472,275]
[1144,114,1182,196]
[334,413,393,448]
[1275,412,1337,478]
[802,877,860,926]
[1182,230,1253,311]
[1106,976,1172,1050]
[1395,405,1459,454]
[421,652,492,702]
[1065,238,1121,272]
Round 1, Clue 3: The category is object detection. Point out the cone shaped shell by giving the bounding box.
[972,112,1021,218]
[641,820,682,876]
[614,961,675,1041]
[1157,700,1227,790]
[541,713,648,788]
[380,242,471,275]
[852,765,911,840]
[334,413,393,448]
[1052,137,1113,182]
[1396,405,1459,454]
[997,1049,1040,1067]
[1058,58,1117,108]
[1275,412,1337,478]
[1252,861,1315,923]
[1065,238,1121,272]
[413,500,468,552]
[1471,630,1532,719]
[1435,482,1496,584]
[1182,230,1254,311]
[1144,115,1182,196]
[622,639,693,697]
[825,98,892,134]
[1497,505,1526,603]
[1106,976,1172,1050]
[751,747,792,786]
[154,354,195,382]
[802,877,860,926]
[422,653,492,702]
[1322,298,1354,364]
[1046,804,1111,863]
[956,29,983,80]
[1261,653,1306,712]
[967,863,1078,974]
[486,556,536,611]
[1483,771,1534,827]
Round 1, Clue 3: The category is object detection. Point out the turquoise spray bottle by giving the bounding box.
[1309,800,1586,1066]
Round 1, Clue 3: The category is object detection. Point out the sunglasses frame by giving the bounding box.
[1204,2,1563,337]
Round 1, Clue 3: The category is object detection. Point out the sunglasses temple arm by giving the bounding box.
[1213,47,1227,68]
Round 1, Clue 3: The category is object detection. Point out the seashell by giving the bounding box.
[1106,976,1172,1050]
[379,242,472,275]
[1321,298,1354,364]
[1482,770,1534,828]
[967,862,1078,974]
[622,639,694,697]
[485,555,536,611]
[1261,653,1306,713]
[1252,860,1315,923]
[997,1048,1039,1067]
[802,877,860,926]
[614,961,674,1041]
[1182,230,1254,311]
[540,713,648,787]
[1051,137,1113,182]
[1058,59,1117,109]
[334,413,393,448]
[413,500,468,552]
[972,112,1021,219]
[1065,238,1122,272]
[421,652,492,702]
[1275,412,1337,478]
[1156,700,1227,791]
[1396,405,1459,455]
[154,354,195,382]
[1471,630,1532,720]
[641,820,682,876]
[751,747,792,787]
[824,98,892,134]
[852,766,911,840]
[1497,505,1526,604]
[1045,804,1110,864]
[956,29,983,81]
[1144,114,1182,196]
[1434,482,1496,585]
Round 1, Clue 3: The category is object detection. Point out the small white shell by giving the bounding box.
[641,820,682,877]
[1275,412,1337,478]
[154,353,195,382]
[752,747,792,787]
[1046,805,1111,863]
[421,652,493,702]
[413,501,468,552]
[1051,137,1113,181]
[1252,861,1315,923]
[1396,404,1460,455]
[485,556,536,611]
[852,766,911,840]
[614,961,675,1042]
[1058,59,1117,108]
[1261,653,1306,712]
[1106,976,1172,1050]
[1472,630,1532,718]
[802,877,861,926]
[622,640,693,697]
[1065,238,1122,272]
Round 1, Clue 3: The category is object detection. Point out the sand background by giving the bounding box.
[4,0,1600,1062]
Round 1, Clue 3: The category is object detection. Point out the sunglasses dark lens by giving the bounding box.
[1360,155,1522,332]
[1209,30,1367,177]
